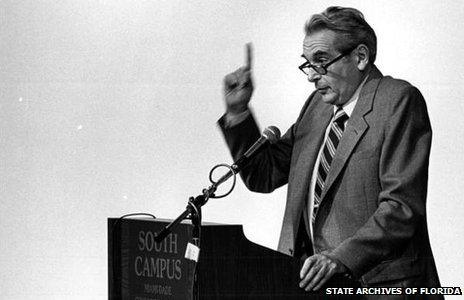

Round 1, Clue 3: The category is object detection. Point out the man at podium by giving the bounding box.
[218,6,441,297]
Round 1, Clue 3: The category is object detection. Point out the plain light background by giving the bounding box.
[1,0,463,298]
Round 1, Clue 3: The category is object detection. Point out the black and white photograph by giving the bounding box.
[1,1,463,299]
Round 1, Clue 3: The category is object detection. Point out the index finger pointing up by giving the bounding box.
[245,42,253,71]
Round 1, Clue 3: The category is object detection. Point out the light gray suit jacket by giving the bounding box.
[218,66,441,288]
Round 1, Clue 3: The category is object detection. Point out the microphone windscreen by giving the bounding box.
[263,126,281,144]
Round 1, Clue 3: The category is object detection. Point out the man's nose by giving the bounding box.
[307,68,321,83]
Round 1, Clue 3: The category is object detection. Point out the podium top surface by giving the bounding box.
[108,217,242,226]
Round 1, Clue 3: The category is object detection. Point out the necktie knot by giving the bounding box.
[333,108,348,125]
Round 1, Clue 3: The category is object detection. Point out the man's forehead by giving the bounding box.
[303,30,338,57]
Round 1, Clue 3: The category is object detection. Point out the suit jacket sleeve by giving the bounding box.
[330,85,432,278]
[218,111,293,193]
[217,94,315,193]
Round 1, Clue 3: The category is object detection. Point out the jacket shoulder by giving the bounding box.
[377,76,419,96]
[375,75,425,109]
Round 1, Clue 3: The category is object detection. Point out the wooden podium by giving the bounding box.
[108,218,359,299]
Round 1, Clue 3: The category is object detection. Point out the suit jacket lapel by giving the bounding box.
[291,101,332,203]
[320,66,383,201]
[286,97,332,224]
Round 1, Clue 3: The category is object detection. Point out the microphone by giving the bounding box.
[215,126,281,185]
[235,125,281,167]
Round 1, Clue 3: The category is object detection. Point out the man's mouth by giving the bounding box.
[317,86,329,93]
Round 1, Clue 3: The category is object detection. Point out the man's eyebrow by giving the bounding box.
[301,50,329,61]
[313,50,329,57]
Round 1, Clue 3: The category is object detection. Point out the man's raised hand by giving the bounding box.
[223,43,254,114]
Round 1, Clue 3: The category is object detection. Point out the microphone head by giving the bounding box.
[263,126,281,144]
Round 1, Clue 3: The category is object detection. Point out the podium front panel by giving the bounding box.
[108,218,196,300]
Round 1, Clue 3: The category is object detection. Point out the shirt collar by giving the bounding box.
[334,74,369,117]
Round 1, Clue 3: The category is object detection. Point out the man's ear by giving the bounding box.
[355,44,370,71]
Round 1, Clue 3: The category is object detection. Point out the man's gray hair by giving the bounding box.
[305,6,377,63]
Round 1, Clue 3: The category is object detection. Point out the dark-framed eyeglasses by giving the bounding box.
[298,47,356,76]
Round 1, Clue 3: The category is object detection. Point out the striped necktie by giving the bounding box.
[312,107,349,224]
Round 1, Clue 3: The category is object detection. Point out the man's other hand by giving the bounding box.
[299,253,348,292]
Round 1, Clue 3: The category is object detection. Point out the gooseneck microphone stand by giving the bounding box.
[154,162,238,244]
[153,126,281,244]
